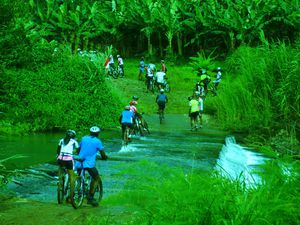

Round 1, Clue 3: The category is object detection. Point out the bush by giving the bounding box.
[0,49,121,134]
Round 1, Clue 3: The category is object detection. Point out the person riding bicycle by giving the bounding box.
[156,89,168,119]
[195,91,204,128]
[155,70,166,90]
[119,106,135,142]
[138,57,145,80]
[213,67,222,89]
[117,55,124,77]
[145,63,155,91]
[57,130,79,203]
[196,69,211,96]
[108,55,115,74]
[161,60,167,73]
[75,126,108,207]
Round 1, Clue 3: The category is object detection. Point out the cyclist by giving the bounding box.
[156,89,168,119]
[189,96,200,131]
[155,70,166,90]
[117,55,124,77]
[76,126,108,207]
[57,130,79,202]
[195,91,204,128]
[145,64,155,92]
[119,106,135,142]
[196,69,211,96]
[213,67,222,89]
[108,55,115,75]
[138,57,145,80]
[161,60,167,73]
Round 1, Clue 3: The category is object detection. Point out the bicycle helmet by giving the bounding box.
[66,129,76,138]
[131,100,137,105]
[132,96,139,100]
[217,67,221,71]
[160,89,164,93]
[90,126,101,133]
[202,69,207,74]
[117,55,120,58]
[125,105,130,110]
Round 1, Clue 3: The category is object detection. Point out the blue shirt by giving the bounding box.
[77,136,104,168]
[121,110,134,124]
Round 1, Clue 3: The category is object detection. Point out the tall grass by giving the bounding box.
[88,160,299,225]
[206,43,300,136]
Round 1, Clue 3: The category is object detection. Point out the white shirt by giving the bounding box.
[58,138,79,156]
[155,71,166,83]
[118,57,123,65]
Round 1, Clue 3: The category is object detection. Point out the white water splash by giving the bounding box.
[215,136,268,188]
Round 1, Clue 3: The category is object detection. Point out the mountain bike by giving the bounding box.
[132,114,150,136]
[72,159,103,209]
[117,65,124,77]
[146,76,154,93]
[57,166,77,208]
[162,78,170,93]
[108,64,118,79]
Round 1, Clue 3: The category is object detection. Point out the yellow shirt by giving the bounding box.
[189,99,199,113]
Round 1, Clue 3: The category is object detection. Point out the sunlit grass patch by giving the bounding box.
[91,159,300,225]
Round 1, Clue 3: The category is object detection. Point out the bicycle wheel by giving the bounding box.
[94,178,103,202]
[164,83,170,93]
[159,109,163,124]
[72,176,85,209]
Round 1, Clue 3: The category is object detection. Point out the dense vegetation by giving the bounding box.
[88,160,300,225]
[0,1,299,223]
[1,0,299,150]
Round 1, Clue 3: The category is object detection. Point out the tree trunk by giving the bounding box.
[147,35,153,56]
[167,36,173,56]
[177,32,183,56]
[158,32,163,58]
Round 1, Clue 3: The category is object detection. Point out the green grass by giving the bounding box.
[87,159,300,225]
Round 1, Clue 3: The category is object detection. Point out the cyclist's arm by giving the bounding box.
[56,145,61,156]
[99,150,108,160]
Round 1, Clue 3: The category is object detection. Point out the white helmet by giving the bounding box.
[90,126,101,133]
[160,89,164,93]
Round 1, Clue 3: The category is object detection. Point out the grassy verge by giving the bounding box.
[88,159,300,225]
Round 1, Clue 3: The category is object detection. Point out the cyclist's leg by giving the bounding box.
[67,169,75,198]
[86,167,101,206]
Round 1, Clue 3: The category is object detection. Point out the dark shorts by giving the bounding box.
[121,122,133,132]
[190,111,199,119]
[157,101,166,110]
[57,159,74,170]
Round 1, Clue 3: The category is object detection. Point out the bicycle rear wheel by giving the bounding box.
[94,178,103,202]
[159,110,163,124]
[72,176,85,209]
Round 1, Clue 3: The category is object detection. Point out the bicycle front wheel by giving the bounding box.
[72,176,85,209]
